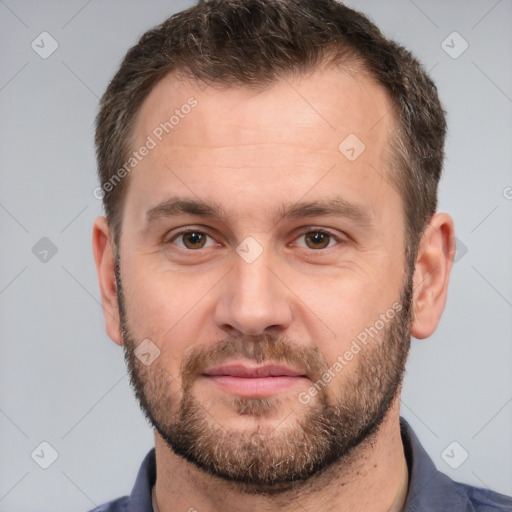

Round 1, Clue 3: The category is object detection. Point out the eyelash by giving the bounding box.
[165,227,344,251]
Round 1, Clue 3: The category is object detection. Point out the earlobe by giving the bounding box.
[92,216,123,346]
[410,213,455,340]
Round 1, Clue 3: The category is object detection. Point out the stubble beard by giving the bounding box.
[116,257,413,494]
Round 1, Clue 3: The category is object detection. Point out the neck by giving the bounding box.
[153,398,408,512]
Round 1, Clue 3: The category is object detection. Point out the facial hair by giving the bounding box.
[115,257,413,494]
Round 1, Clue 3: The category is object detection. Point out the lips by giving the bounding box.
[202,363,308,397]
[203,364,305,378]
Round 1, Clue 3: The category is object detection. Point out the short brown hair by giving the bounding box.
[95,0,446,266]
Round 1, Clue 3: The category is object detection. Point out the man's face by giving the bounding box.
[115,66,412,491]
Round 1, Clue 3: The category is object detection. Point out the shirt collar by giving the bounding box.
[126,446,156,512]
[400,417,468,511]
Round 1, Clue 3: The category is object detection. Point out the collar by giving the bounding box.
[400,418,468,511]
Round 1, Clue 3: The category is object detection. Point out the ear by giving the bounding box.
[92,216,122,346]
[411,213,455,339]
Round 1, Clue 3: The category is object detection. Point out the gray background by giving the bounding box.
[1,1,511,510]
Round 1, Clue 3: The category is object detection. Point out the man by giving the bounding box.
[90,0,512,511]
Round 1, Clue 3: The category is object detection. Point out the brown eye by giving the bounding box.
[304,231,332,249]
[175,231,210,249]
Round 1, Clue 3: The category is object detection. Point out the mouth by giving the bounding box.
[202,363,308,397]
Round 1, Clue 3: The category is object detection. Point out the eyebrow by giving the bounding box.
[143,195,372,231]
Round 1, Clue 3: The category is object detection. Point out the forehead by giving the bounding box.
[133,65,393,155]
[124,65,398,228]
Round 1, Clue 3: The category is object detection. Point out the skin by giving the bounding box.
[92,64,455,512]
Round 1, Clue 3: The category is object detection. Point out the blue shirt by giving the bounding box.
[89,418,512,511]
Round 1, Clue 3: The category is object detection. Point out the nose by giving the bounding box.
[213,246,293,336]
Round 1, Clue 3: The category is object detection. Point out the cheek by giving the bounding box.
[297,273,402,375]
[298,273,391,333]
[120,265,204,372]
[124,257,209,325]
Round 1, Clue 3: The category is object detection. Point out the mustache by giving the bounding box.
[180,334,329,390]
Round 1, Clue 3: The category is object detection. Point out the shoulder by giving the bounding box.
[84,448,156,512]
[399,418,512,512]
[454,481,512,511]
[87,496,129,512]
